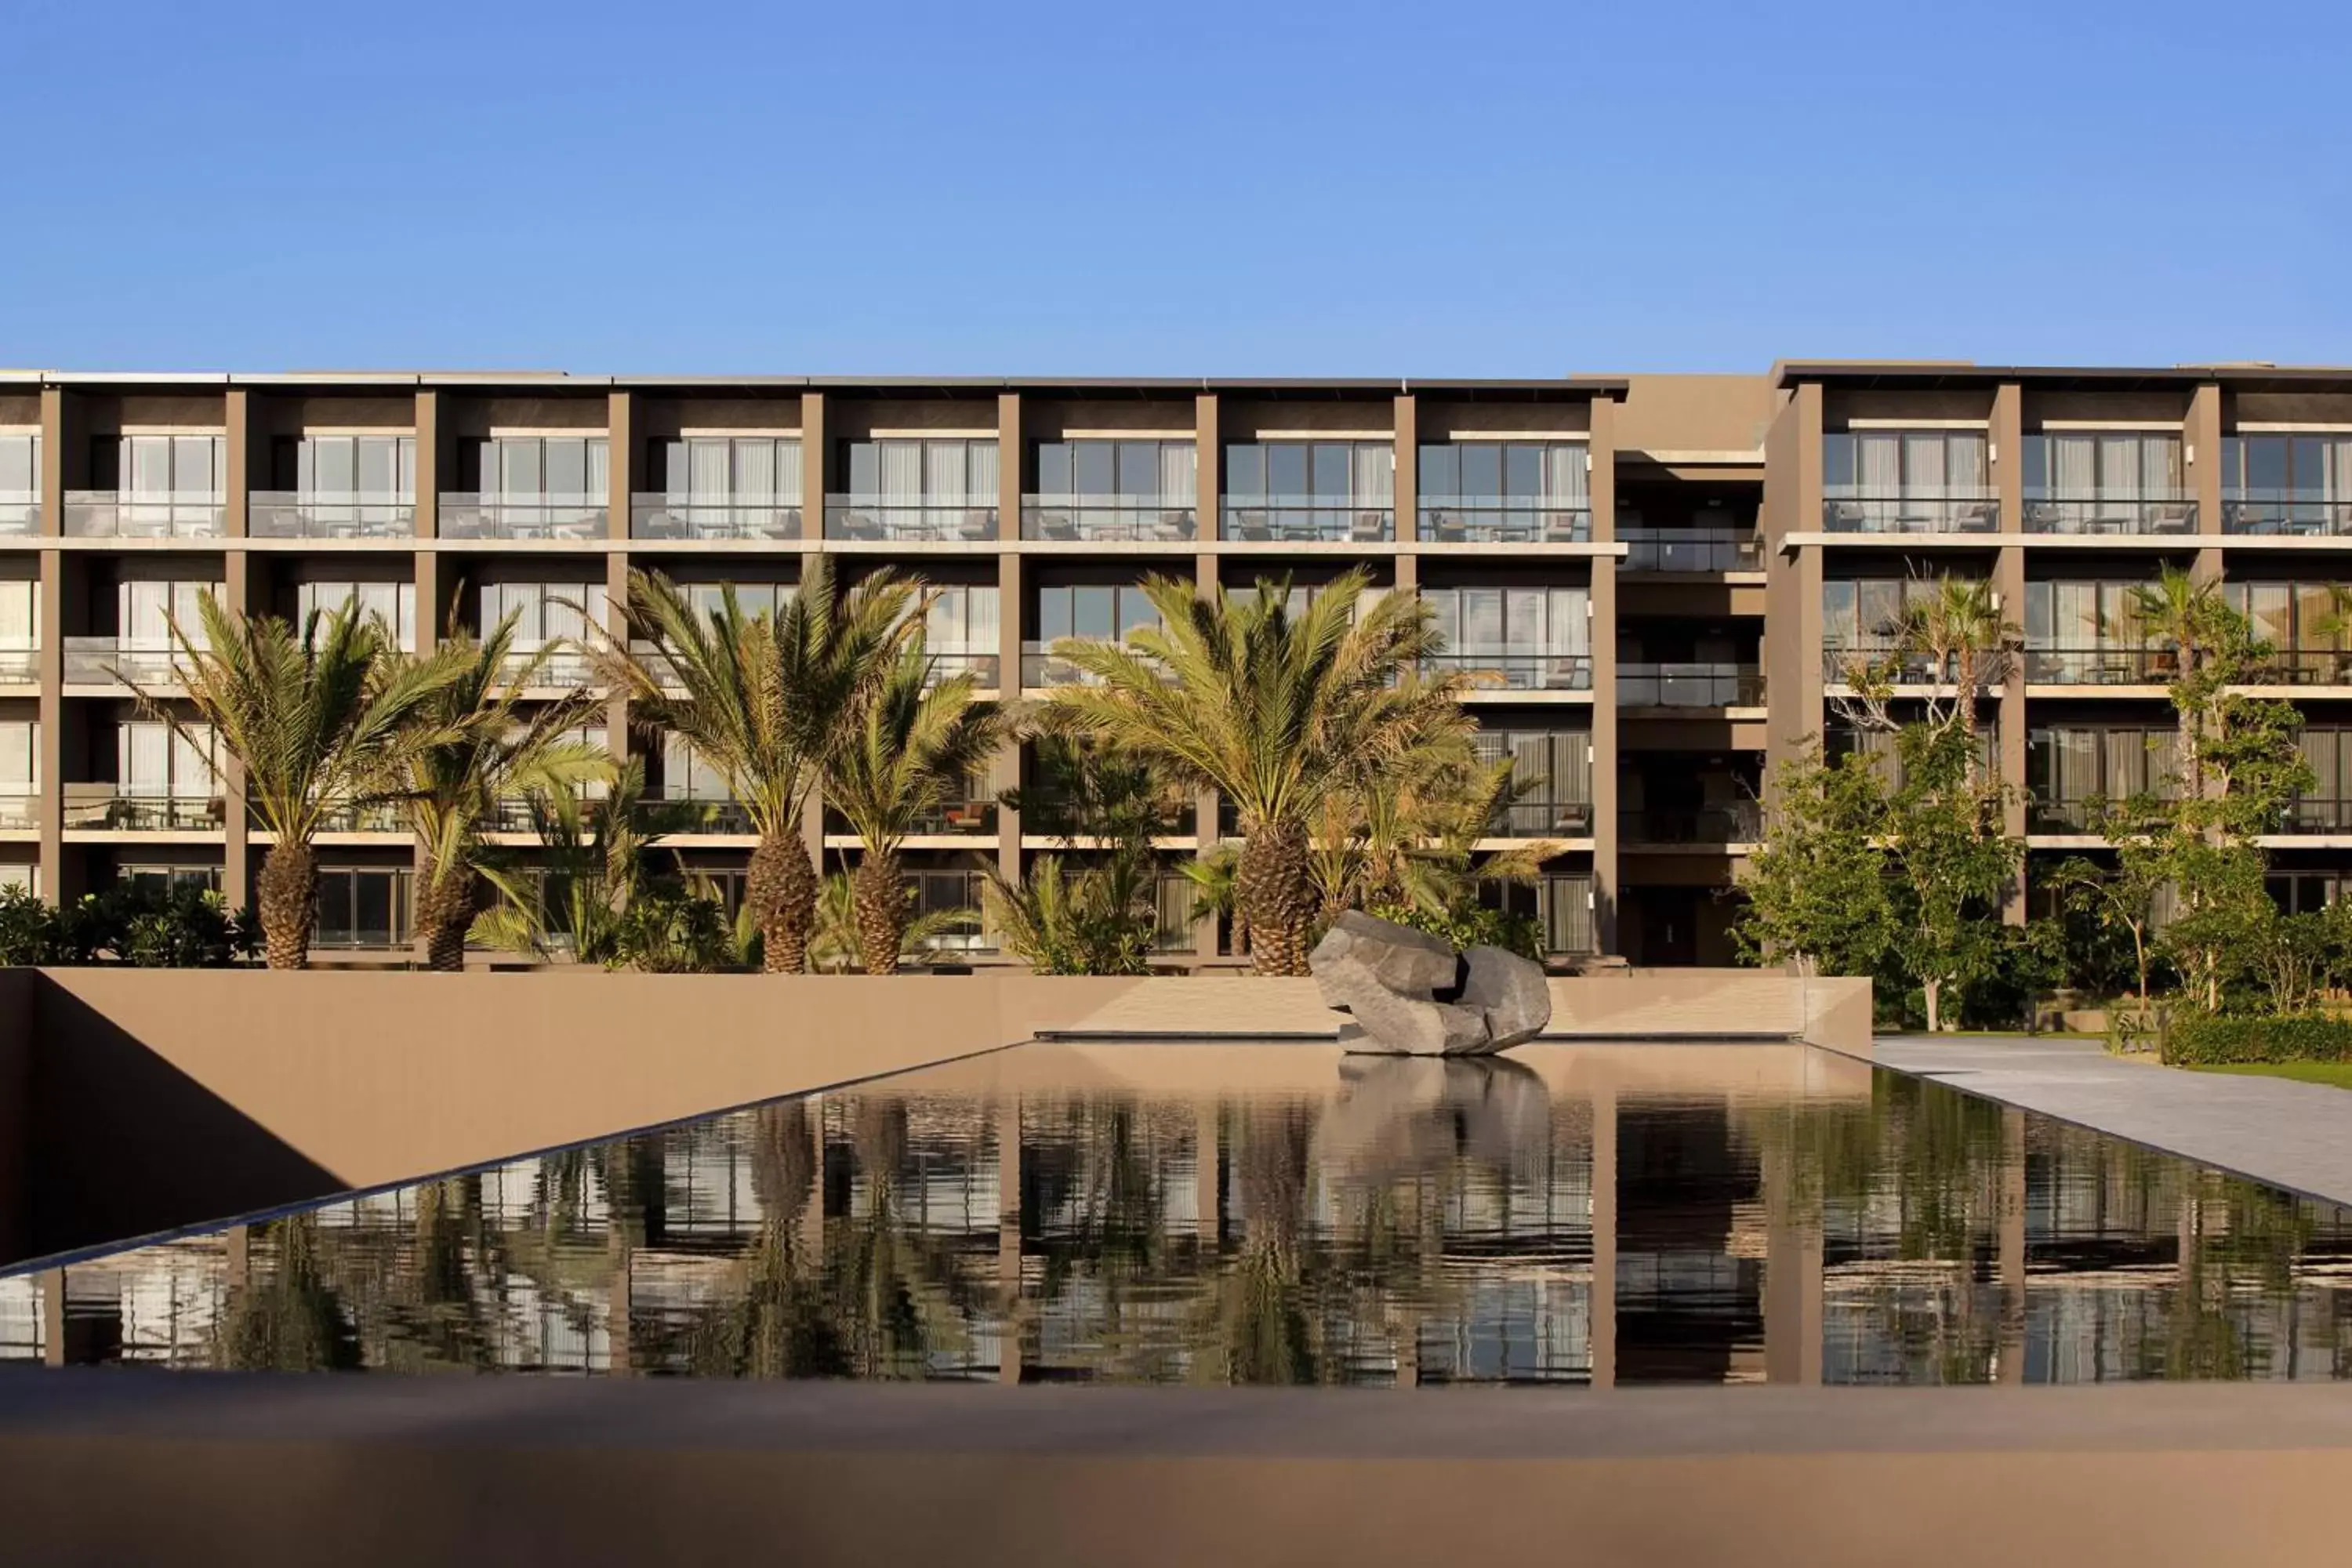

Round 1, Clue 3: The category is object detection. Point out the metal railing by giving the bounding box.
[1493,798,1595,837]
[1022,641,1105,688]
[2240,648,2352,686]
[2022,495,2199,535]
[437,493,610,539]
[1423,652,1593,692]
[0,794,37,830]
[629,496,802,541]
[0,494,38,535]
[925,651,1000,688]
[823,497,998,542]
[495,647,598,688]
[2223,497,2352,537]
[0,648,36,683]
[1821,642,2004,685]
[1821,493,2000,534]
[1621,528,1761,572]
[248,492,416,539]
[640,794,756,835]
[1619,802,1761,845]
[62,491,226,538]
[2024,646,2180,684]
[1220,502,1395,543]
[1023,797,1195,838]
[2274,798,2352,834]
[61,789,225,832]
[1617,662,1763,707]
[829,797,1000,837]
[1020,497,1198,542]
[1415,503,1591,544]
[63,640,198,686]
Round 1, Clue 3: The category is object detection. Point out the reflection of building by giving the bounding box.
[5,1051,2347,1385]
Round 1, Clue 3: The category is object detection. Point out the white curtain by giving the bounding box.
[1353,444,1393,505]
[966,440,999,499]
[689,439,731,500]
[1160,443,1196,504]
[0,579,33,648]
[1546,445,1589,507]
[1904,434,1947,494]
[2329,437,2352,504]
[1857,434,1900,493]
[0,720,33,790]
[2053,436,2096,496]
[1947,434,1987,492]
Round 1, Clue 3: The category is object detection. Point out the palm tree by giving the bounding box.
[135,593,464,969]
[603,560,916,973]
[809,870,976,973]
[470,760,664,966]
[390,612,612,970]
[2129,564,2248,801]
[1050,572,1468,975]
[821,648,1005,975]
[1896,575,2017,758]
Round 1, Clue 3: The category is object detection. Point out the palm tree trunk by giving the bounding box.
[415,866,473,973]
[749,833,817,973]
[853,847,904,976]
[1237,817,1318,977]
[256,841,318,971]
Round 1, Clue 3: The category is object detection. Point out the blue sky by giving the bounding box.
[2,0,2346,376]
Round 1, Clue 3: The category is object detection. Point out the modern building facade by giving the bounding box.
[2,363,2347,966]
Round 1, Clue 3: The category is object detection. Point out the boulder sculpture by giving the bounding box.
[1308,910,1552,1055]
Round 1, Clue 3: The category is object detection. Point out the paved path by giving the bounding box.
[1846,1033,2352,1208]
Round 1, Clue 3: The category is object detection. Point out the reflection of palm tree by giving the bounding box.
[218,1215,361,1371]
[1216,1104,1317,1384]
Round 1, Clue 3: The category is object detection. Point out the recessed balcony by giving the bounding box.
[641,793,756,836]
[2023,646,2176,684]
[630,495,801,542]
[249,492,417,539]
[0,648,36,684]
[824,496,996,543]
[437,493,608,540]
[1621,528,1761,572]
[1417,500,1590,545]
[1020,495,1196,543]
[0,493,38,536]
[2223,496,2352,538]
[1619,802,1760,847]
[1617,662,1763,708]
[60,787,224,833]
[1821,492,1999,534]
[62,491,226,539]
[1423,652,1593,692]
[63,640,197,688]
[924,650,1000,689]
[1220,499,1393,544]
[2022,494,2198,535]
[0,793,37,830]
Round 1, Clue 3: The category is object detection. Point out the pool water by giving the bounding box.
[5,1042,2350,1385]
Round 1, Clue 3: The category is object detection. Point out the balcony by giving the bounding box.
[2274,798,2352,835]
[2026,796,2172,835]
[1024,794,1192,839]
[1617,662,1762,707]
[495,646,597,689]
[437,493,608,540]
[0,648,36,683]
[630,496,801,542]
[61,787,224,832]
[316,801,404,833]
[1220,501,1394,544]
[63,640,198,688]
[62,491,226,539]
[823,496,997,543]
[2024,646,2179,685]
[1425,652,1593,692]
[831,795,1000,837]
[1021,496,1197,543]
[1822,643,2002,686]
[249,492,416,539]
[1492,798,1595,838]
[2223,496,2352,538]
[1022,641,1105,688]
[0,794,37,830]
[641,794,756,836]
[1619,802,1760,846]
[1621,528,1760,572]
[1416,502,1590,545]
[2021,495,2198,535]
[0,493,37,535]
[2242,648,2352,686]
[1821,493,1999,534]
[926,650,1000,689]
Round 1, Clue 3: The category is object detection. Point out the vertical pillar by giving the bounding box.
[1588,394,1620,956]
[36,388,63,903]
[996,549,1022,895]
[606,390,632,544]
[2187,382,2225,585]
[412,389,440,539]
[996,393,1022,544]
[220,548,251,913]
[1993,382,2028,924]
[1589,1080,1616,1389]
[1194,393,1220,545]
[1392,392,1418,546]
[800,390,829,873]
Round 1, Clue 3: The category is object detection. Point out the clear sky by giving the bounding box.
[3,0,2346,377]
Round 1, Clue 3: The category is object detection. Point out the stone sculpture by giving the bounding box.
[1308,910,1552,1055]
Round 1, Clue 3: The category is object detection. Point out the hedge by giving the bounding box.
[2161,1014,2352,1065]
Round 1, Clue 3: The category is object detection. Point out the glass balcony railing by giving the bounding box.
[63,640,197,687]
[437,493,609,539]
[2273,798,2352,835]
[925,651,1000,688]
[495,647,597,688]
[1221,500,1394,543]
[641,794,756,836]
[2241,648,2352,686]
[1023,795,1194,839]
[1621,528,1761,572]
[61,788,225,832]
[0,793,38,830]
[0,648,36,683]
[0,493,38,535]
[630,495,802,541]
[2022,494,2198,535]
[1416,501,1591,544]
[2024,646,2179,684]
[1821,643,2002,685]
[316,801,404,833]
[1619,803,1761,846]
[2223,495,2352,537]
[1022,641,1105,688]
[1424,652,1593,692]
[249,492,416,539]
[1492,798,1595,838]
[823,496,997,542]
[63,491,226,538]
[1021,496,1197,543]
[829,796,1000,837]
[1617,662,1763,707]
[1821,492,2000,534]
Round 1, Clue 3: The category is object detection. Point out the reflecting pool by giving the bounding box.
[5,1043,2350,1385]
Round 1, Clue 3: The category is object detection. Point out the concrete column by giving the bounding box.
[2187,383,2226,587]
[996,550,1022,892]
[1992,383,2027,923]
[36,390,64,903]
[799,391,826,542]
[412,390,439,539]
[604,550,631,764]
[1588,396,1620,956]
[605,390,633,544]
[996,393,1022,543]
[1998,1106,2027,1385]
[220,550,251,913]
[1195,394,1220,544]
[1762,1124,1824,1385]
[1393,394,1417,545]
[1589,1081,1616,1389]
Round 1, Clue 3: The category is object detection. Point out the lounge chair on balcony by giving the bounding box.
[2148,503,2197,535]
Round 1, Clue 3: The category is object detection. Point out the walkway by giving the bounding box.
[1844,1033,2352,1208]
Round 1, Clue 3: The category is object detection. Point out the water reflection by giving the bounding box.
[4,1044,2350,1385]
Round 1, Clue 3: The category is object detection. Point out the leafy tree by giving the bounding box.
[810,871,975,973]
[1733,743,1893,978]
[605,561,917,973]
[2051,792,2180,1012]
[138,594,465,967]
[986,732,1176,976]
[1048,571,1468,975]
[1880,722,2023,1033]
[470,760,669,966]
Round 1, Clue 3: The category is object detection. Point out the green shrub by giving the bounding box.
[2161,1014,2352,1065]
[1365,902,1544,964]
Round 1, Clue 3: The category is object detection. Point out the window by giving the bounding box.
[1419,441,1589,540]
[2223,434,2352,534]
[671,580,793,625]
[661,732,734,803]
[1480,874,1593,955]
[903,867,990,953]
[1223,441,1393,540]
[118,864,220,896]
[1423,586,1590,688]
[2021,579,2161,681]
[924,584,1000,653]
[0,719,34,793]
[1029,440,1196,539]
[2023,431,2186,524]
[1473,728,1592,836]
[644,437,804,539]
[480,581,605,647]
[834,439,999,539]
[462,436,609,503]
[105,434,224,498]
[261,434,416,535]
[1036,583,1160,644]
[298,580,416,650]
[118,579,223,647]
[314,866,412,949]
[118,720,217,797]
[0,575,36,652]
[0,862,32,895]
[1823,431,1988,495]
[2026,726,2176,829]
[0,433,37,529]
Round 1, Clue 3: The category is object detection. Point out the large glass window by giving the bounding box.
[1473,728,1592,836]
[1820,430,1993,532]
[1422,586,1590,690]
[2223,581,2352,681]
[479,581,604,647]
[1028,440,1196,540]
[2021,579,2163,683]
[298,579,416,650]
[314,866,412,949]
[2292,728,2352,829]
[97,434,225,536]
[258,434,416,536]
[0,575,36,666]
[0,719,34,793]
[2027,726,2176,829]
[452,436,609,537]
[118,720,217,797]
[833,439,998,540]
[1036,583,1160,644]
[1223,440,1393,541]
[1420,441,1590,541]
[118,579,222,647]
[642,437,803,540]
[2223,434,2352,534]
[2022,431,2191,533]
[679,580,794,624]
[0,433,38,532]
